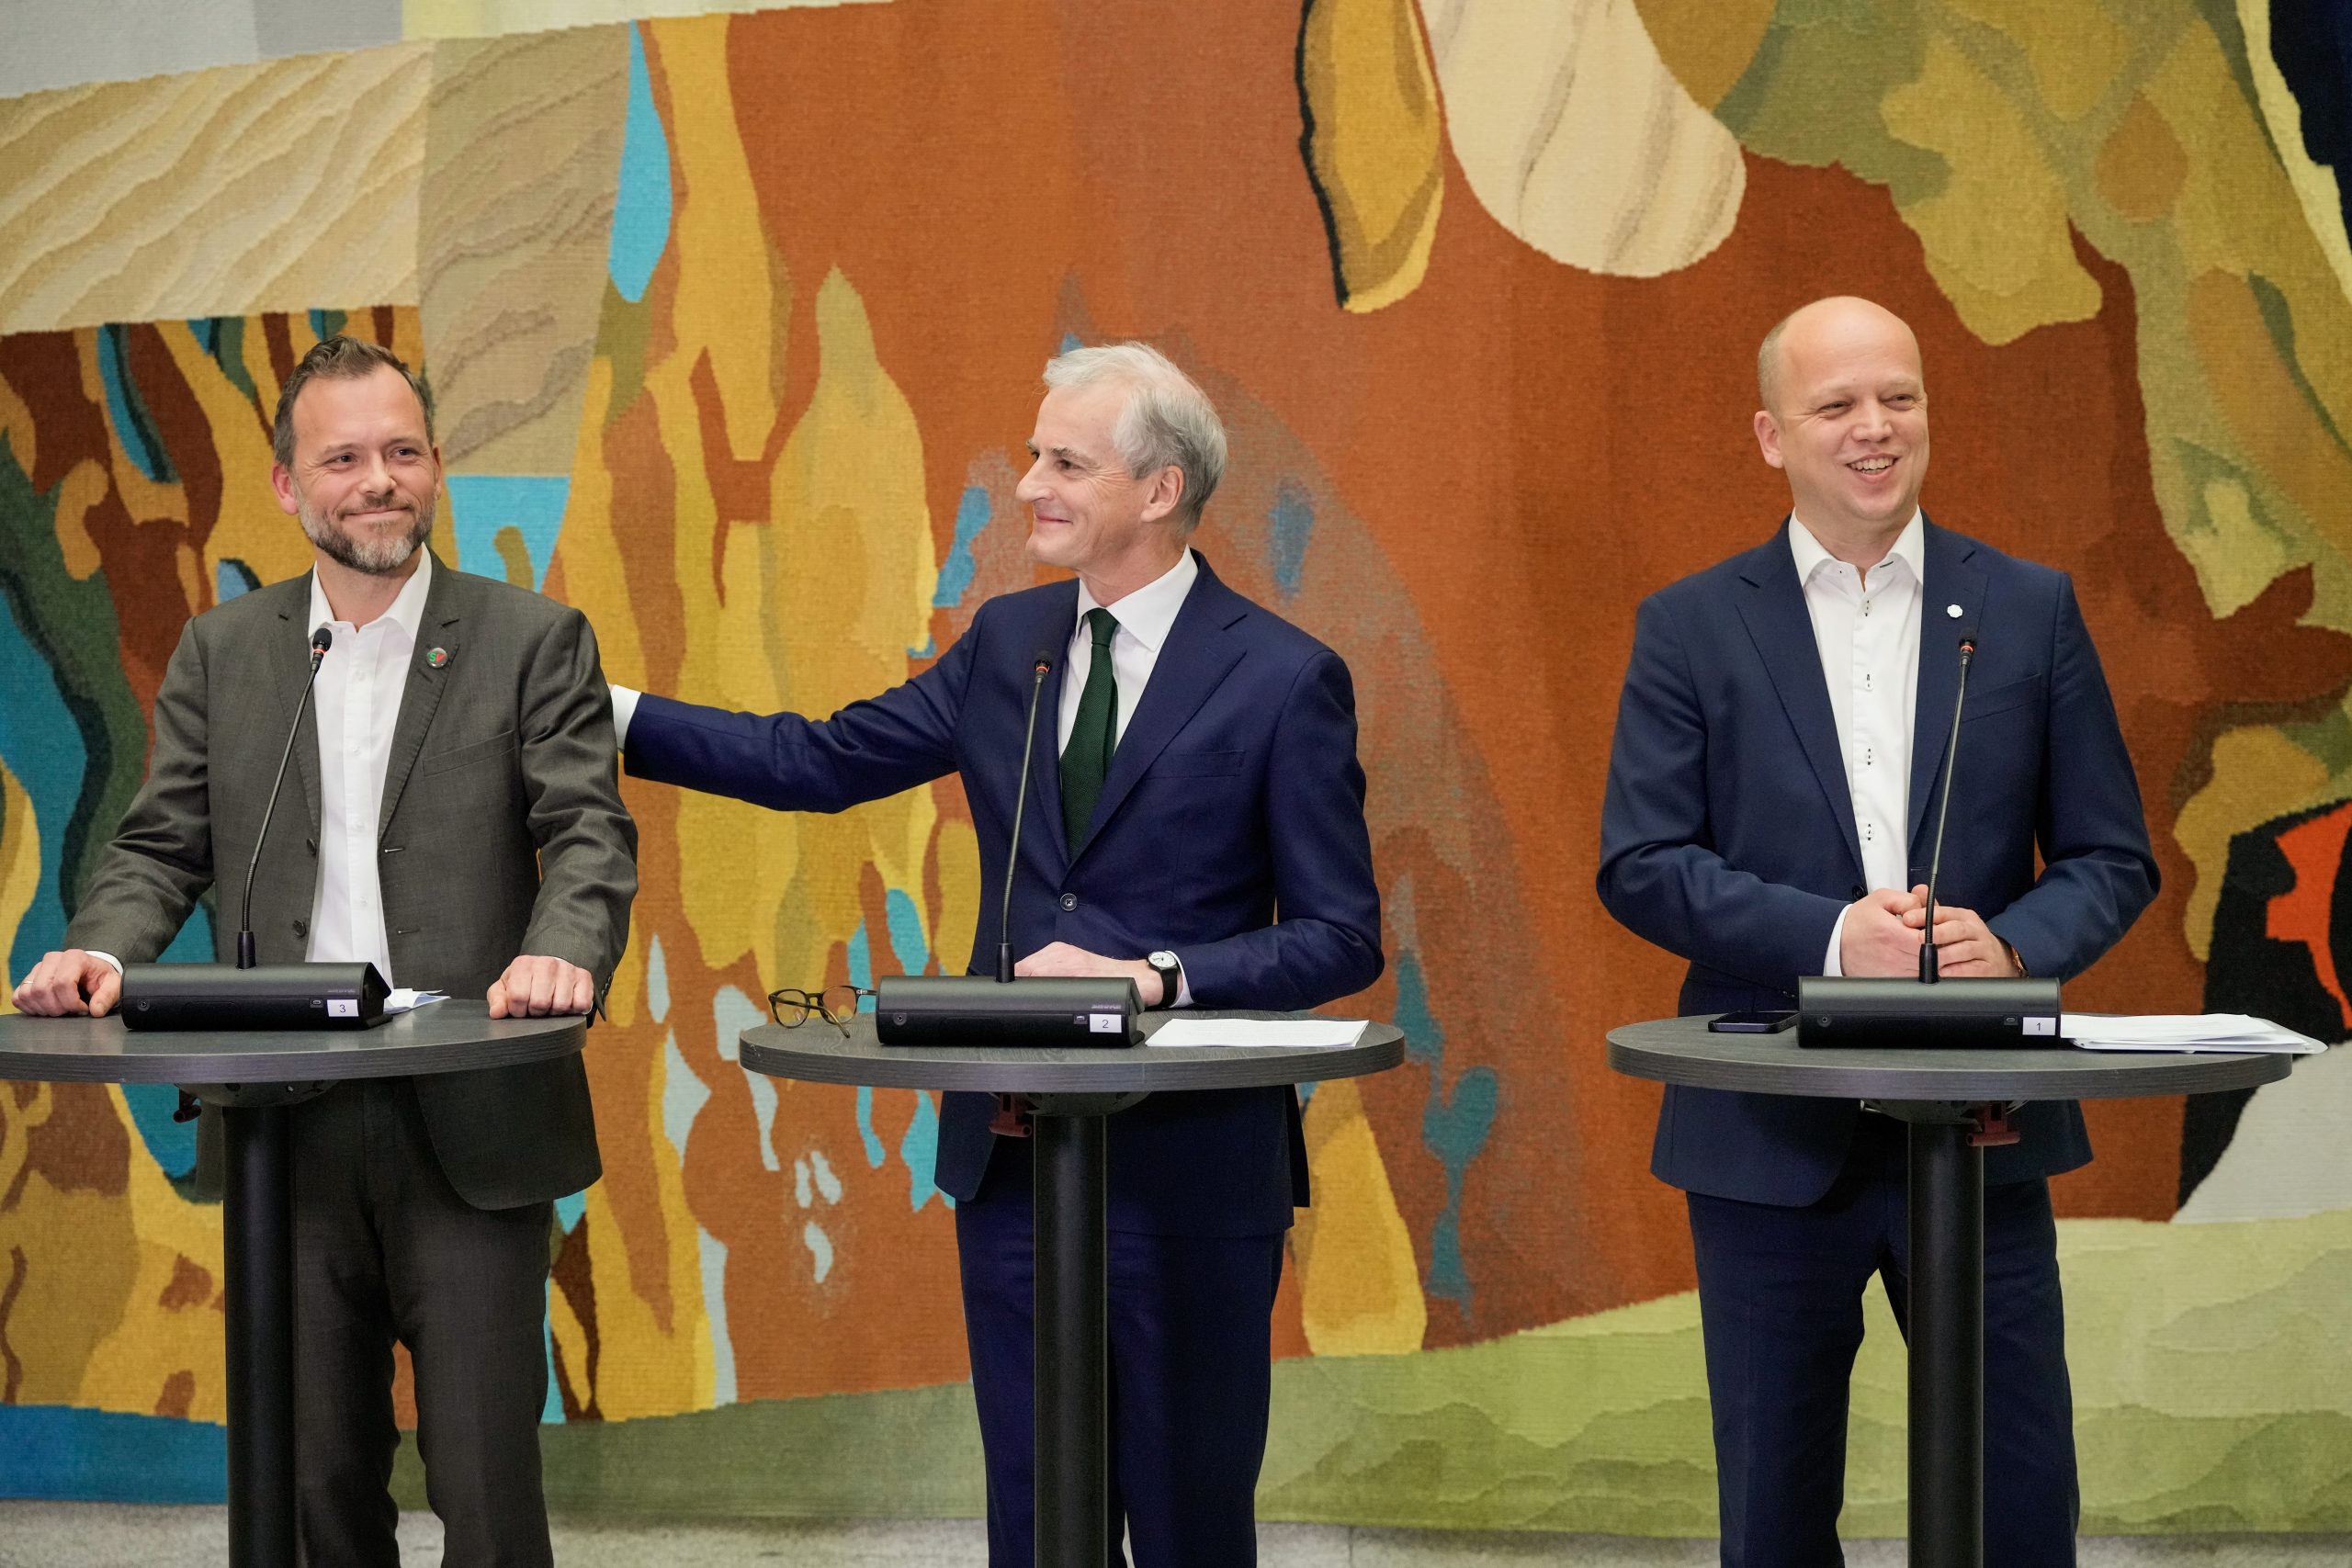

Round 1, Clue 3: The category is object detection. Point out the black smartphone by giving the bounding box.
[1709,1010,1797,1033]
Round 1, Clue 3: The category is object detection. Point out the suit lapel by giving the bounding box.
[270,575,323,836]
[1009,583,1080,875]
[376,560,459,840]
[1907,522,1989,854]
[1735,529,1866,886]
[1072,554,1245,861]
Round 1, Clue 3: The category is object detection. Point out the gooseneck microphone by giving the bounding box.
[1917,635,1975,983]
[237,625,332,969]
[998,649,1056,983]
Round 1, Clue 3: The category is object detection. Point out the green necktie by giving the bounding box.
[1060,608,1120,848]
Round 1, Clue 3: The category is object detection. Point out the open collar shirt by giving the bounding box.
[303,551,433,985]
[1791,512,1924,976]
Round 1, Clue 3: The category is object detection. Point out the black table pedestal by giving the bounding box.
[735,1018,1405,1568]
[1033,1109,1107,1568]
[222,1104,298,1568]
[1030,1091,1145,1568]
[0,1006,588,1568]
[1906,1118,1984,1568]
[1607,1016,2295,1568]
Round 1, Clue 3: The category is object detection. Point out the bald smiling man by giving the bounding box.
[1597,297,2158,1566]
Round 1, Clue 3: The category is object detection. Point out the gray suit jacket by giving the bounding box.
[66,558,638,1209]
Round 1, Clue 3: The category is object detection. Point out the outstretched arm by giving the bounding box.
[623,620,975,814]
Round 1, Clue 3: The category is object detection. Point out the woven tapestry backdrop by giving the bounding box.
[0,0,2348,1534]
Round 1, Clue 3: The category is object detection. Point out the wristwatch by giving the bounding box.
[1146,950,1183,1006]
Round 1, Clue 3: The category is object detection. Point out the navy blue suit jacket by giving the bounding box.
[1597,520,2158,1205]
[626,552,1383,1235]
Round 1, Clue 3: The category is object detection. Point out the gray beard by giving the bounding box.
[300,496,434,576]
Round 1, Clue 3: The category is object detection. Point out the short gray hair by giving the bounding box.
[1042,342,1227,531]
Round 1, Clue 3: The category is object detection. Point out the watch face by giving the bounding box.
[1149,951,1177,968]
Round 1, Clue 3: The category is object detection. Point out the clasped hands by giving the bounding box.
[1840,885,2019,979]
[10,949,593,1019]
[1014,941,1167,1007]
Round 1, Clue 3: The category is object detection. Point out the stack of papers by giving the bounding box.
[386,988,448,1015]
[1147,1019,1367,1049]
[2063,1013,2327,1055]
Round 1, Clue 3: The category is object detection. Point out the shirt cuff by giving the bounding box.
[90,951,123,976]
[1822,907,1849,978]
[1153,953,1192,1009]
[611,685,641,750]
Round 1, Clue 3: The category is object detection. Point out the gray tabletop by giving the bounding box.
[1608,1015,2297,1101]
[741,1012,1404,1093]
[0,1001,585,1085]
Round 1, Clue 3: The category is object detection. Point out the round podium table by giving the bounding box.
[741,1011,1405,1568]
[1607,1017,2296,1568]
[0,1002,586,1568]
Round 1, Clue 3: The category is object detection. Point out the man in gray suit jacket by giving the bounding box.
[12,336,636,1567]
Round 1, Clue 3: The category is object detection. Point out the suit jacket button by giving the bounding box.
[1850,885,1867,900]
[1058,893,1078,912]
[292,919,308,937]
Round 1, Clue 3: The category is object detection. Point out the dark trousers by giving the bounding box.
[956,1136,1286,1567]
[1685,1114,2077,1568]
[289,1077,556,1568]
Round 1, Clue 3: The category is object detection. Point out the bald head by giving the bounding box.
[1752,296,1930,558]
[1757,297,1923,415]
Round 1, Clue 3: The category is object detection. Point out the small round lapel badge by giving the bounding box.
[1945,604,1962,619]
[427,647,450,669]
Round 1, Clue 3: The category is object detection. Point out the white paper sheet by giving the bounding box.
[385,988,448,1015]
[1147,1018,1366,1049]
[2063,1013,2327,1055]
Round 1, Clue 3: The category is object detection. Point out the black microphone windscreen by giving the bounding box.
[311,625,334,653]
[1031,648,1056,674]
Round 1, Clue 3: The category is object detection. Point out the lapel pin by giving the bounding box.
[1945,604,1962,619]
[427,647,450,669]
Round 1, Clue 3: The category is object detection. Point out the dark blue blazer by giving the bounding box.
[626,553,1383,1235]
[1597,520,2158,1205]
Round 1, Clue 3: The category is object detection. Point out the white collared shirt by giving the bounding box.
[303,553,433,985]
[1792,513,1924,976]
[1057,548,1196,750]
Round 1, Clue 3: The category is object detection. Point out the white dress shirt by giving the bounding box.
[303,553,433,984]
[1791,513,1924,976]
[1058,548,1195,750]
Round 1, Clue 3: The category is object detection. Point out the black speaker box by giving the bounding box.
[119,962,390,1032]
[1797,975,2063,1049]
[873,975,1139,1047]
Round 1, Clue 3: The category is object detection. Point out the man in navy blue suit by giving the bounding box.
[1598,297,2157,1566]
[615,342,1382,1565]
